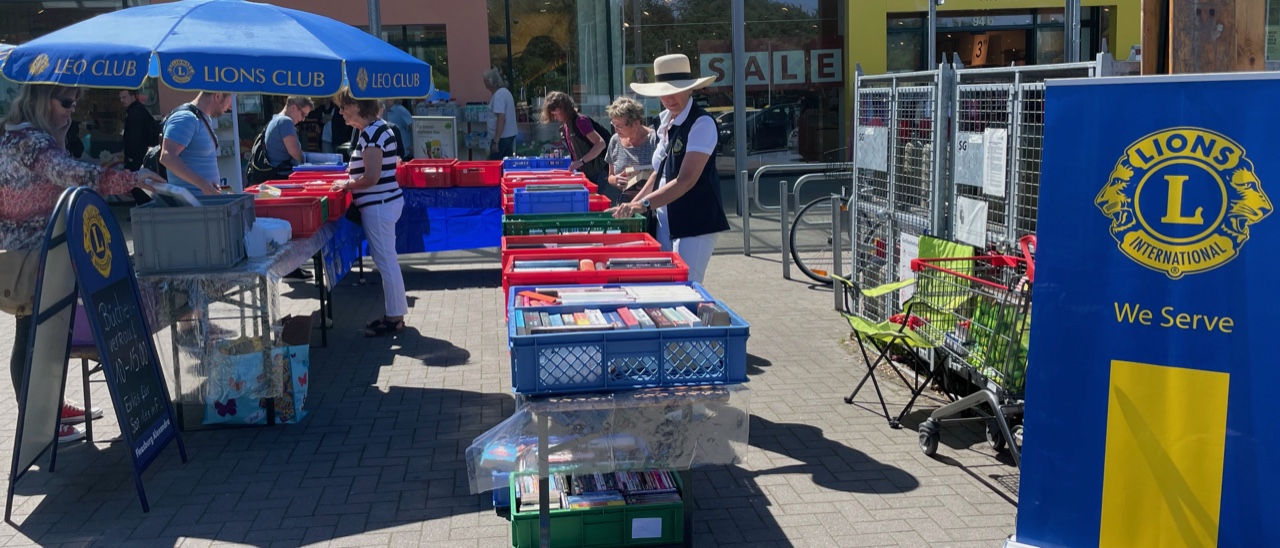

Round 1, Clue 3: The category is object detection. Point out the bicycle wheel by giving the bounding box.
[789,196,847,284]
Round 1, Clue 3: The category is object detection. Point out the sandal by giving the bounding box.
[365,317,405,337]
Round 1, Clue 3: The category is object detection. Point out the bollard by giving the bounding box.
[831,194,845,311]
[741,170,751,256]
[780,180,790,280]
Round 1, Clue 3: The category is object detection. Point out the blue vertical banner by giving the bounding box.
[1017,74,1280,547]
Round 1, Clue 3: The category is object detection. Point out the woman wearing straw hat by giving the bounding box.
[612,54,730,284]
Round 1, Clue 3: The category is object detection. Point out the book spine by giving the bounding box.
[616,307,638,329]
[587,309,608,325]
[674,306,703,326]
[514,311,526,336]
[632,308,656,329]
[539,312,551,327]
[561,313,575,326]
[549,313,564,327]
[660,307,687,327]
[573,312,590,326]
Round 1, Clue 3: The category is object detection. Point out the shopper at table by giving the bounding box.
[383,100,415,161]
[604,96,657,205]
[265,96,317,281]
[160,91,232,195]
[329,87,407,337]
[265,96,314,175]
[484,68,518,160]
[611,54,729,284]
[542,91,608,190]
[0,84,161,443]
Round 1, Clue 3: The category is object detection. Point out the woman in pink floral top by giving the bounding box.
[1,84,159,443]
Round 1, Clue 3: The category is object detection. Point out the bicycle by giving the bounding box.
[790,187,926,286]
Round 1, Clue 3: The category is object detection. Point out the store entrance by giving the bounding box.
[937,30,1029,68]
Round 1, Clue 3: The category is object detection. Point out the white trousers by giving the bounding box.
[359,198,408,317]
[656,205,718,284]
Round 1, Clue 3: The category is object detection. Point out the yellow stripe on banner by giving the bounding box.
[1099,360,1229,548]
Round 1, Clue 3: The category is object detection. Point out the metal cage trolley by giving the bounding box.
[911,236,1034,466]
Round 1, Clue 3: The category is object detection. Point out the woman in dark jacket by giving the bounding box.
[612,54,729,284]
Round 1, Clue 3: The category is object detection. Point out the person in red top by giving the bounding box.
[0,83,160,443]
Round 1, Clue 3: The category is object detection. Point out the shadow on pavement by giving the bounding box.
[3,311,511,545]
[747,416,919,494]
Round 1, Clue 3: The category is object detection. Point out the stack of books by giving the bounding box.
[512,284,707,307]
[515,470,681,512]
[516,304,730,335]
[508,257,677,273]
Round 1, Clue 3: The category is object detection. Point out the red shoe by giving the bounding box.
[58,424,85,443]
[61,400,103,424]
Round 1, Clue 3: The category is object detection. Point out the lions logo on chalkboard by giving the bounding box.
[1096,127,1273,279]
[82,205,112,278]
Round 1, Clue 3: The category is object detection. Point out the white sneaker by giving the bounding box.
[58,424,85,443]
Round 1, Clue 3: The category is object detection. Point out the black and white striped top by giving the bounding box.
[349,120,401,207]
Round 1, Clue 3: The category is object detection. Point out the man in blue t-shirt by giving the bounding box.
[265,96,314,171]
[160,92,232,195]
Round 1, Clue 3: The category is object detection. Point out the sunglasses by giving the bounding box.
[55,97,77,109]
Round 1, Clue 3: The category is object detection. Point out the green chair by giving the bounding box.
[834,236,973,429]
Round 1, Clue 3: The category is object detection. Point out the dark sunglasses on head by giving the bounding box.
[56,98,76,109]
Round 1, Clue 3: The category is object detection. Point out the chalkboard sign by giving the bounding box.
[91,278,169,449]
[64,189,185,507]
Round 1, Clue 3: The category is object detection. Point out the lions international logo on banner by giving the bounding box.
[356,67,368,92]
[82,205,112,278]
[1095,127,1273,279]
[167,59,194,85]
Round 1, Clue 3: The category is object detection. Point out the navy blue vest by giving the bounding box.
[660,103,731,240]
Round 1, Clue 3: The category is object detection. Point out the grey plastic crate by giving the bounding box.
[133,194,254,274]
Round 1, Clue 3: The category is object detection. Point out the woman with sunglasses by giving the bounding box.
[0,84,161,444]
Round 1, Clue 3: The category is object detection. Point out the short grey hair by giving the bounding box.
[605,96,645,126]
[483,68,506,89]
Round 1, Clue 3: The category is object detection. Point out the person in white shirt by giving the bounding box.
[383,100,415,160]
[484,68,519,160]
[612,54,730,284]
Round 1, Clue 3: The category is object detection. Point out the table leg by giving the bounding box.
[682,469,694,547]
[260,276,276,427]
[538,412,550,548]
[314,253,328,348]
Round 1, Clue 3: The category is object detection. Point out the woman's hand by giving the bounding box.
[330,179,353,192]
[132,169,162,192]
[610,201,643,219]
[570,159,583,171]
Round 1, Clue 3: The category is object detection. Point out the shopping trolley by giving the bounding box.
[909,236,1034,467]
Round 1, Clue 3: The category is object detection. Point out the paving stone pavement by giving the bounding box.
[0,234,1018,547]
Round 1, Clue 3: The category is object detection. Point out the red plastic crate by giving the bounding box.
[398,159,456,188]
[253,196,327,238]
[588,194,610,212]
[501,251,689,308]
[500,177,597,195]
[245,183,350,222]
[453,161,503,187]
[501,233,661,261]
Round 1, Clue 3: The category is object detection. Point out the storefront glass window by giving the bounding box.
[622,0,845,171]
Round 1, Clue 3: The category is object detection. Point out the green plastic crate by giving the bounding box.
[502,212,646,236]
[509,474,684,548]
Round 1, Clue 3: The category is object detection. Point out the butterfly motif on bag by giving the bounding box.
[214,399,237,417]
[229,376,246,393]
[298,372,308,387]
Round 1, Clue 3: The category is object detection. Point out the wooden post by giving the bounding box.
[1150,0,1268,74]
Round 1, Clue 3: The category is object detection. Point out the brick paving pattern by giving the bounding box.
[0,224,1017,546]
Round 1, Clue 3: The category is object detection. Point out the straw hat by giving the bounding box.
[630,54,714,97]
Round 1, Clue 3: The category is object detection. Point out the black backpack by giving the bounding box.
[141,104,211,180]
[245,130,293,186]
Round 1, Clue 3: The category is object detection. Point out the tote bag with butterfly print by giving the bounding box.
[204,344,309,426]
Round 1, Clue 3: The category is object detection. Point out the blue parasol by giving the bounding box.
[0,0,431,99]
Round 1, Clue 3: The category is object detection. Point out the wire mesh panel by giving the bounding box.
[1013,84,1045,240]
[951,84,1015,248]
[891,86,937,215]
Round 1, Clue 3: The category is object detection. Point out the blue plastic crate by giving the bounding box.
[493,471,511,508]
[535,157,573,170]
[503,157,538,171]
[513,187,589,214]
[507,282,750,395]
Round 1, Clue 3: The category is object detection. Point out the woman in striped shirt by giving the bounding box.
[329,87,408,337]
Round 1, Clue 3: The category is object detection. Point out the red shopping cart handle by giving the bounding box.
[1019,235,1036,283]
